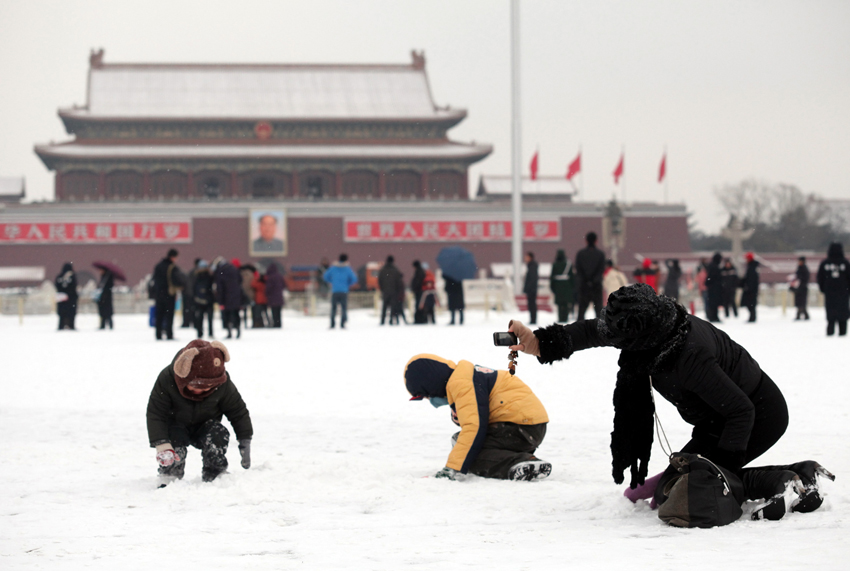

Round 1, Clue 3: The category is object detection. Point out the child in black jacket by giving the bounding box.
[146,340,253,484]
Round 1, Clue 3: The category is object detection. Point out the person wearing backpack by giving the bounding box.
[152,249,184,340]
[192,260,214,338]
[508,283,833,522]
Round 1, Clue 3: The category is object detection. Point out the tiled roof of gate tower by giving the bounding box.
[61,50,463,122]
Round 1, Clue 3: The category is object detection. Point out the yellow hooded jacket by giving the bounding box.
[405,354,548,474]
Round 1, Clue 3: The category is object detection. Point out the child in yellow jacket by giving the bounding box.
[404,353,551,481]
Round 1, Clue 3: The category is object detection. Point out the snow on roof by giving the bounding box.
[477,175,576,197]
[63,52,462,121]
[35,142,493,161]
[0,177,25,200]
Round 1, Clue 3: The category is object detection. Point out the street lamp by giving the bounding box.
[606,198,624,265]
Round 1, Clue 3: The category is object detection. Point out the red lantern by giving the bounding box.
[254,122,272,140]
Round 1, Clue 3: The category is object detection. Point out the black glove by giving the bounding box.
[434,467,458,480]
[238,439,251,469]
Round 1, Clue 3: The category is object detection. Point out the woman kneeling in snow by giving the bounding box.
[509,283,833,520]
[146,340,253,484]
[405,354,551,481]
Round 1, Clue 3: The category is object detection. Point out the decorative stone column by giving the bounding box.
[721,216,756,270]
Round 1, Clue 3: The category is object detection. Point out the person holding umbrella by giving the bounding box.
[437,246,477,325]
[93,261,126,330]
[444,274,465,325]
[436,247,477,282]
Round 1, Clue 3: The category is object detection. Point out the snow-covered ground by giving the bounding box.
[2,306,848,569]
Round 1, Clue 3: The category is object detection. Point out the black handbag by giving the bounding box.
[657,453,745,528]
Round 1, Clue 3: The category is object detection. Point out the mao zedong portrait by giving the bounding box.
[252,213,284,253]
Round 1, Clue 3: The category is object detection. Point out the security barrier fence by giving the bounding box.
[1,281,823,319]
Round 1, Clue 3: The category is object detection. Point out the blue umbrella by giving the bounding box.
[437,246,477,281]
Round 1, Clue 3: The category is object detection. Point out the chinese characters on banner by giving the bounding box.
[344,220,560,242]
[0,221,192,244]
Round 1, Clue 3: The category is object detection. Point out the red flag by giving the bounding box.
[566,152,581,181]
[529,151,539,181]
[612,154,624,184]
[658,153,667,183]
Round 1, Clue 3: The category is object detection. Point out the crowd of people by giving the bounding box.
[53,238,850,338]
[145,250,288,341]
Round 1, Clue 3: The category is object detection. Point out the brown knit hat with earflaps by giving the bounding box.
[172,339,230,401]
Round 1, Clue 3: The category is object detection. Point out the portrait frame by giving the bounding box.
[249,209,287,257]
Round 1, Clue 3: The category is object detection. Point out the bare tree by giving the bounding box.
[710,179,838,251]
[717,180,758,224]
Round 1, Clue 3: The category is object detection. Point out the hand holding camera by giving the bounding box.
[507,320,540,357]
[492,332,518,346]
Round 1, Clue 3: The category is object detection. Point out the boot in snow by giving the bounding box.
[747,461,835,514]
[748,470,805,521]
[156,475,179,489]
[508,458,552,481]
[202,467,225,482]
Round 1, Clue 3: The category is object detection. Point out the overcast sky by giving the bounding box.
[1,0,848,232]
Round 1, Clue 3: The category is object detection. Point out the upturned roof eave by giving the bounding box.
[33,141,493,169]
[57,108,468,124]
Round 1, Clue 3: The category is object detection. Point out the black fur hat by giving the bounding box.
[598,283,679,351]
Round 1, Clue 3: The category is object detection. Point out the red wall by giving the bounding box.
[0,214,690,286]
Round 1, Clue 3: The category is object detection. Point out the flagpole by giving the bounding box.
[579,144,584,199]
[664,145,667,204]
[536,145,540,194]
[510,0,523,295]
[621,144,626,204]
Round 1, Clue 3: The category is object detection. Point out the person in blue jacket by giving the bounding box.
[323,253,358,329]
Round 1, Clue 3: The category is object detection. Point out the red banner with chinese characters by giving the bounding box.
[0,221,192,244]
[344,220,560,242]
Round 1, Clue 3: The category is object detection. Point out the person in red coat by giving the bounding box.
[633,258,659,292]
